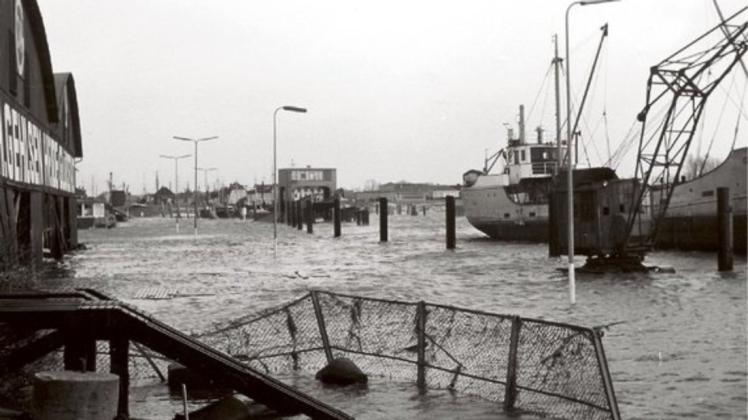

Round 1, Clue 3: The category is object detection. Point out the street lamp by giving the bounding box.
[565,0,619,304]
[173,136,218,237]
[159,153,191,233]
[197,167,217,207]
[273,105,307,254]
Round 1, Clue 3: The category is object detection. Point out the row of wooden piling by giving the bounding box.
[280,196,458,250]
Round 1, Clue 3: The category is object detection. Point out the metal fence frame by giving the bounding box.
[200,290,621,420]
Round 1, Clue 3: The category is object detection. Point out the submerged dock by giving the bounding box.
[0,289,352,419]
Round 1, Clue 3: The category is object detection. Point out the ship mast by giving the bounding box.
[552,34,563,172]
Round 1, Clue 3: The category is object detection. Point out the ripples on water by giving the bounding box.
[29,214,747,419]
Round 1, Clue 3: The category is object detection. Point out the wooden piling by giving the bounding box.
[16,192,31,264]
[110,336,130,418]
[334,198,341,238]
[363,208,369,226]
[422,206,426,216]
[296,201,303,230]
[306,199,314,234]
[446,196,456,249]
[718,187,733,271]
[30,192,44,266]
[379,198,388,242]
[63,327,95,372]
[356,209,361,226]
[66,197,78,249]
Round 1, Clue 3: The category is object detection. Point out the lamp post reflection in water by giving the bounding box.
[273,105,307,256]
[173,136,219,237]
[160,153,191,233]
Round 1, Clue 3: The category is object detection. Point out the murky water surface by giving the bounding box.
[24,214,747,419]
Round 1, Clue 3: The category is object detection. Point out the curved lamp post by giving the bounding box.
[173,136,218,237]
[565,0,619,304]
[273,105,307,255]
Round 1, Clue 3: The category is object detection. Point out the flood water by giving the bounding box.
[21,213,747,419]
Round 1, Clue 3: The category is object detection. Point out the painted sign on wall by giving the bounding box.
[1,101,75,193]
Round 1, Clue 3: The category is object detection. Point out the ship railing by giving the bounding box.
[532,162,557,175]
[196,290,621,420]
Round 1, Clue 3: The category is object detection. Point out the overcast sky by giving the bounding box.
[37,0,747,194]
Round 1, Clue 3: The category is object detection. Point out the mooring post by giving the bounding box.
[379,198,388,242]
[334,198,341,238]
[310,291,334,363]
[416,301,427,391]
[446,196,456,249]
[288,200,296,228]
[718,187,733,271]
[110,335,130,419]
[306,199,314,234]
[503,316,522,411]
[63,325,95,372]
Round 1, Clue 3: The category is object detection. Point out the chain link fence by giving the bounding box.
[197,290,620,420]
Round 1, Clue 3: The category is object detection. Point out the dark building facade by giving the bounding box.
[0,0,81,266]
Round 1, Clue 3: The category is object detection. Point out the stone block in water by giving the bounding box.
[315,357,368,385]
[31,370,119,420]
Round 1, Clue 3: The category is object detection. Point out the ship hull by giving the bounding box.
[462,174,549,242]
[653,147,747,254]
[462,148,747,253]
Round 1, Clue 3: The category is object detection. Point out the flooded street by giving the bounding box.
[32,214,747,419]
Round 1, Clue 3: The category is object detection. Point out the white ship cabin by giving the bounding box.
[503,105,566,185]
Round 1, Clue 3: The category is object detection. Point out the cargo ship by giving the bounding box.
[462,104,564,242]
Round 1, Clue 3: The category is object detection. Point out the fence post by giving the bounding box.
[379,198,388,242]
[503,316,521,411]
[416,301,427,391]
[333,198,341,238]
[446,196,456,249]
[310,291,334,363]
[717,187,733,271]
[591,330,621,420]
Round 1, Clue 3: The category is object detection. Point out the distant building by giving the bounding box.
[355,182,461,203]
[278,167,336,203]
[153,186,175,204]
